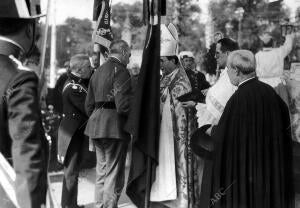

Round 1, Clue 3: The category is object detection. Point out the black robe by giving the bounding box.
[200,78,294,208]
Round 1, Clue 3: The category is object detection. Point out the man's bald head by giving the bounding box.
[109,40,130,54]
[109,40,131,65]
[226,50,256,86]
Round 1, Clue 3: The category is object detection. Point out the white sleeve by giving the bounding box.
[279,34,294,58]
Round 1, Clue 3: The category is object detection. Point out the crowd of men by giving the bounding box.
[0,0,299,208]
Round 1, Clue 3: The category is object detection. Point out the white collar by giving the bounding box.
[238,77,255,87]
[0,36,25,53]
[219,67,227,76]
[262,47,273,51]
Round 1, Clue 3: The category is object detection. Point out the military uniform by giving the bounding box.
[0,41,47,208]
[57,74,89,208]
[85,56,131,208]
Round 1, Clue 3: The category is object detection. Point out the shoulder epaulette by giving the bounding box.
[9,55,32,72]
[62,81,87,94]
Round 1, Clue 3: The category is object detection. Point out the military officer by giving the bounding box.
[0,1,47,208]
[57,54,93,208]
[85,40,132,208]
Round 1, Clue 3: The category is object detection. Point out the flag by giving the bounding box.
[92,0,113,49]
[29,0,41,16]
[125,1,162,207]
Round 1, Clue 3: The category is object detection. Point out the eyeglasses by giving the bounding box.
[215,51,222,58]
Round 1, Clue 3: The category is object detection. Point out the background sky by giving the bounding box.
[41,0,140,24]
[41,0,300,25]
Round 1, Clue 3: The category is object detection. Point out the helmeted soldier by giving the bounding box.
[57,54,93,208]
[0,0,47,207]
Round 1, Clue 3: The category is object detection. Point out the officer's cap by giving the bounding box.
[179,51,195,60]
[0,0,45,19]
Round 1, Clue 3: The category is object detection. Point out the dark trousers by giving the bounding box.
[94,138,128,208]
[61,130,84,208]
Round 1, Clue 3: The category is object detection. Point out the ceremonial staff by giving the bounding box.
[38,1,60,207]
[39,0,51,98]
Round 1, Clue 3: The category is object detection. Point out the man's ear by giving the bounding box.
[25,23,33,40]
[234,67,240,75]
[122,49,127,57]
[170,58,176,64]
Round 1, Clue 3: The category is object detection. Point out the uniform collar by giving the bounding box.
[68,72,84,83]
[109,56,126,68]
[67,73,89,88]
[238,76,256,87]
[185,68,198,74]
[0,37,25,58]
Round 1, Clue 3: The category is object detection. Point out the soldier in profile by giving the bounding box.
[0,0,48,207]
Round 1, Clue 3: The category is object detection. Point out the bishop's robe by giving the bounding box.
[200,78,294,208]
[151,67,201,208]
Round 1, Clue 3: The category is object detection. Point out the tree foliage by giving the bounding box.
[165,0,206,54]
[44,1,207,68]
[111,0,206,54]
[209,0,290,53]
[296,6,300,22]
[44,18,94,68]
[111,1,146,49]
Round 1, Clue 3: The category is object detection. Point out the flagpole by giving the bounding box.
[39,0,51,101]
[145,157,152,208]
[144,1,162,207]
[49,0,57,89]
[144,1,152,206]
[39,0,51,80]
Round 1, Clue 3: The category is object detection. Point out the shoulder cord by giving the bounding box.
[62,80,88,94]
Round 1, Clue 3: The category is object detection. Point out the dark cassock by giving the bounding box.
[200,77,294,208]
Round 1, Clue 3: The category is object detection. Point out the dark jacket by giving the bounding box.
[57,75,89,163]
[0,41,47,208]
[185,69,210,102]
[85,57,131,140]
[52,72,68,114]
[200,78,294,208]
